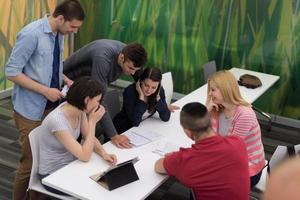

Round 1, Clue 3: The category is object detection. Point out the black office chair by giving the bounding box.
[95,89,121,142]
[203,60,217,81]
[162,181,195,200]
[103,89,121,119]
[252,106,272,131]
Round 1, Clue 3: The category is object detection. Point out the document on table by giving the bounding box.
[152,140,180,156]
[124,130,162,147]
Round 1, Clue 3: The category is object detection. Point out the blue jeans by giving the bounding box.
[39,174,70,196]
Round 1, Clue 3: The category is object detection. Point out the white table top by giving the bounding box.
[42,68,279,200]
[174,67,279,108]
[230,67,279,103]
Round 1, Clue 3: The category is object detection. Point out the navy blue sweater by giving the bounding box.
[113,83,170,133]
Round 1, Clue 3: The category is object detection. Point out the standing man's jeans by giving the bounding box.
[13,110,51,200]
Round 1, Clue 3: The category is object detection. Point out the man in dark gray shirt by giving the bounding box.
[64,39,147,148]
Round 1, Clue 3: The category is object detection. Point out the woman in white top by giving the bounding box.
[38,77,117,194]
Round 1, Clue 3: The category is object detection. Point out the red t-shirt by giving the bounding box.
[163,135,250,200]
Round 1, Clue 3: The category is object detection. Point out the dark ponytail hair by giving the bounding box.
[139,67,162,112]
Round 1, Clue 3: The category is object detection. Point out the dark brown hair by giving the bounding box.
[53,0,85,21]
[121,43,147,68]
[66,77,105,110]
[180,102,211,137]
[139,67,162,112]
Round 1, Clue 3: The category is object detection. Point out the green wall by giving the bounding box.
[1,0,299,119]
[76,0,300,119]
[0,0,68,92]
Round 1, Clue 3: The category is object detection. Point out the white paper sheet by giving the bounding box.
[124,130,162,147]
[61,85,69,97]
[152,140,180,156]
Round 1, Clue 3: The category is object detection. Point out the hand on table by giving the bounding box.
[111,135,132,149]
[168,104,180,112]
[102,153,117,165]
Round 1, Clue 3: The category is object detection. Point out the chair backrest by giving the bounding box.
[161,72,173,104]
[190,189,196,200]
[162,181,195,200]
[28,126,43,189]
[203,60,217,81]
[269,145,300,171]
[103,89,121,119]
[252,106,272,131]
[254,145,300,192]
[28,126,76,200]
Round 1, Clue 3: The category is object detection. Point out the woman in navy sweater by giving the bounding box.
[113,67,170,133]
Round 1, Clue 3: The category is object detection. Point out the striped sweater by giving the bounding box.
[211,105,265,176]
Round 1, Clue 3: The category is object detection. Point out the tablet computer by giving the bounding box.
[90,157,140,190]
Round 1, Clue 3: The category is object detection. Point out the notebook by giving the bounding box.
[124,130,162,147]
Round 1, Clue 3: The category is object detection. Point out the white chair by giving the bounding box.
[254,145,300,192]
[268,145,300,169]
[28,126,77,200]
[203,60,217,81]
[161,72,173,104]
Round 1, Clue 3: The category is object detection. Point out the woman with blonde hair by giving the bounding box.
[206,70,265,187]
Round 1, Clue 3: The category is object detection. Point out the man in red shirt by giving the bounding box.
[155,102,250,200]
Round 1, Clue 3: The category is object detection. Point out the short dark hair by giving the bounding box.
[180,102,211,137]
[53,0,85,21]
[121,43,147,68]
[66,77,105,110]
[139,67,162,111]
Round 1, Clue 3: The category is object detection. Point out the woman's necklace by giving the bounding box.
[223,105,237,120]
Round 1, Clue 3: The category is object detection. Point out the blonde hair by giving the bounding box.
[207,70,250,107]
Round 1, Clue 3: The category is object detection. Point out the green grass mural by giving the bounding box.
[75,0,300,120]
[0,0,69,92]
[1,1,299,119]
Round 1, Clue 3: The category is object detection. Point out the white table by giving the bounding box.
[230,68,279,103]
[42,68,279,200]
[174,67,280,107]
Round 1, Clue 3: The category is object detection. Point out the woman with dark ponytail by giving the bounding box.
[113,67,170,133]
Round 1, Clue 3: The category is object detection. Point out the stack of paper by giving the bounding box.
[124,130,162,147]
[152,140,180,156]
